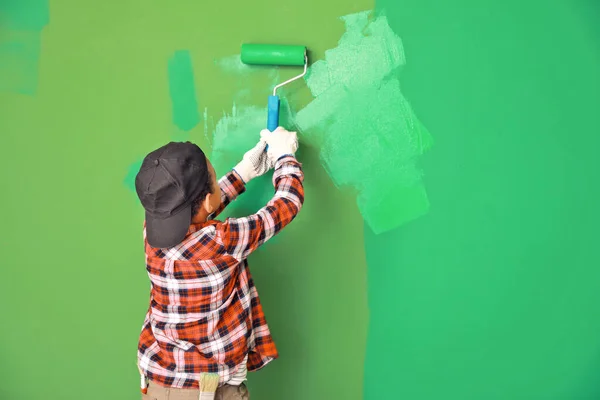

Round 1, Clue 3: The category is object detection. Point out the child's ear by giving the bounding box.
[202,194,214,213]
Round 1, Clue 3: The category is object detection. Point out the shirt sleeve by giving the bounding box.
[211,170,247,218]
[216,156,305,261]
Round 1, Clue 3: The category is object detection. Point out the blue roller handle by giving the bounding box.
[267,95,280,132]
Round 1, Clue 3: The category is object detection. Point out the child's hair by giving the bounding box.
[190,178,214,218]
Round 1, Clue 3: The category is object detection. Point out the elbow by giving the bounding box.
[281,195,303,219]
[297,189,305,209]
[289,184,305,212]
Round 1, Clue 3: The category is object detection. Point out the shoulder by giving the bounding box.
[146,222,231,261]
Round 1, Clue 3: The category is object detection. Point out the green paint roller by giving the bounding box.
[240,44,308,132]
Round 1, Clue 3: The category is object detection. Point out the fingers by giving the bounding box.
[276,126,297,136]
[259,129,271,140]
[261,127,296,136]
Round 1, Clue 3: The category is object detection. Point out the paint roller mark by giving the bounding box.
[0,0,49,95]
[296,10,433,234]
[215,54,282,81]
[168,50,200,135]
[215,53,285,105]
[214,55,251,74]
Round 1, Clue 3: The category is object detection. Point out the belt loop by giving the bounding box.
[198,373,219,400]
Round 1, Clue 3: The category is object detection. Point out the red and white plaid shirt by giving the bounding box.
[137,156,304,388]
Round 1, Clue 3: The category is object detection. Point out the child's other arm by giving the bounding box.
[217,155,304,261]
[211,171,247,218]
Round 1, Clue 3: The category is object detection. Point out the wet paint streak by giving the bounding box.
[0,0,49,95]
[167,50,200,133]
[295,10,433,234]
[214,55,252,74]
[123,159,143,192]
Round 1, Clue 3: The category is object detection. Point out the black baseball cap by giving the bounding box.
[135,142,209,248]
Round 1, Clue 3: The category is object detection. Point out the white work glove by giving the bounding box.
[260,127,299,163]
[233,139,274,183]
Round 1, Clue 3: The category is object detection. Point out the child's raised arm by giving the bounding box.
[210,171,247,218]
[217,155,304,260]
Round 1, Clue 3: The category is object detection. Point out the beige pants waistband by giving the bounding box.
[144,379,249,400]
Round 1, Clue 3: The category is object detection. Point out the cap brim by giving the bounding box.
[145,205,192,248]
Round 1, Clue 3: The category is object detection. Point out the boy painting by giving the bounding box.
[134,128,303,399]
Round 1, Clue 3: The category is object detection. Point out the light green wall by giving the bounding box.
[0,1,371,399]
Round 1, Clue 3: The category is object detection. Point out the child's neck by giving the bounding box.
[191,210,209,224]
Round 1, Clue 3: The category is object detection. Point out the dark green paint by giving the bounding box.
[364,1,600,399]
[0,0,48,94]
[168,50,200,132]
[0,0,49,29]
[124,159,143,192]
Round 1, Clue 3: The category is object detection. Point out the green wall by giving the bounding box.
[2,0,600,400]
[365,0,600,399]
[0,1,371,399]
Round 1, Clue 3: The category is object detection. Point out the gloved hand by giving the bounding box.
[260,127,299,163]
[233,139,274,183]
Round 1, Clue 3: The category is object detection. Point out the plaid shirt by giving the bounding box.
[137,156,304,388]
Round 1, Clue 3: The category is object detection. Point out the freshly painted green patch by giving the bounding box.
[0,31,42,95]
[0,0,48,95]
[167,50,200,133]
[295,10,432,234]
[0,0,49,30]
[124,159,143,192]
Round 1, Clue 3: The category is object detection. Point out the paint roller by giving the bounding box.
[240,44,308,132]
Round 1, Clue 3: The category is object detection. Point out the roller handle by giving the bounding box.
[267,95,280,132]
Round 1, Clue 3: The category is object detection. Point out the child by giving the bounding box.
[134,127,304,400]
